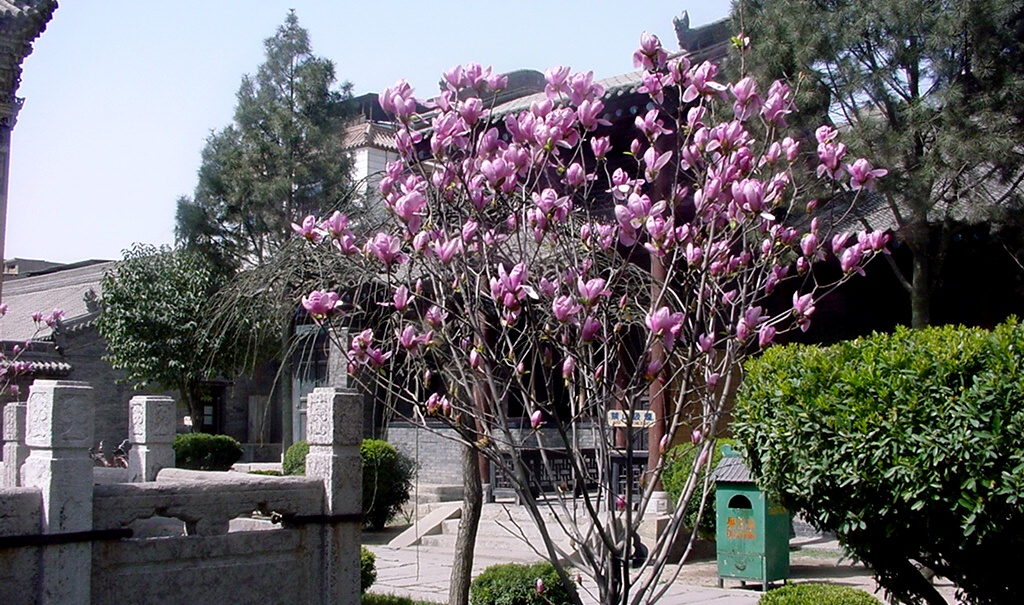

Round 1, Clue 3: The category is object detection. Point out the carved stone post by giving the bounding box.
[127,395,175,482]
[2,401,27,487]
[20,380,94,604]
[305,387,361,605]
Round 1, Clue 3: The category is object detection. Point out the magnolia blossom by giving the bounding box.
[301,291,338,320]
[847,158,888,191]
[291,214,322,242]
[646,307,685,350]
[530,409,545,430]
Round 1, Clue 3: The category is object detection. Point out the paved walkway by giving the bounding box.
[363,502,963,604]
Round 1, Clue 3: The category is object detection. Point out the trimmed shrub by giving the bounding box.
[362,439,415,530]
[283,438,415,530]
[758,583,881,605]
[361,546,377,593]
[283,439,310,475]
[173,433,243,471]
[736,321,1024,605]
[470,562,576,605]
[661,438,734,539]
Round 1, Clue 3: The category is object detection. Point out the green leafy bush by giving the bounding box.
[662,439,733,538]
[282,438,415,530]
[361,546,377,593]
[736,321,1024,605]
[283,439,310,475]
[758,583,880,605]
[173,433,243,471]
[470,562,576,605]
[362,439,415,530]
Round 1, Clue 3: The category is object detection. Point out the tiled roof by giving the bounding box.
[341,120,399,152]
[0,0,56,35]
[712,454,753,484]
[0,358,72,375]
[0,261,114,342]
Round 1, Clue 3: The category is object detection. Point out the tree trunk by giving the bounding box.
[910,243,931,329]
[449,440,483,605]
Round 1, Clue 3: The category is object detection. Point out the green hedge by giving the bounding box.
[736,321,1024,605]
[661,439,733,539]
[173,433,243,471]
[470,562,576,605]
[758,583,880,605]
[283,439,309,475]
[361,439,415,530]
[361,546,377,593]
[283,438,415,530]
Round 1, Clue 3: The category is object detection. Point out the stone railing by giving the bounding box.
[0,380,362,605]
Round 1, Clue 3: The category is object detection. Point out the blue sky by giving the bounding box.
[6,1,732,263]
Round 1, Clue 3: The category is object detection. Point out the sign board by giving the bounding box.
[606,410,657,428]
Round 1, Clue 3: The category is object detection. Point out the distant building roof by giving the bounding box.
[0,260,113,342]
[341,120,399,152]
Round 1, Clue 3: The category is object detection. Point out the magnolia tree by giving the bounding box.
[296,33,886,605]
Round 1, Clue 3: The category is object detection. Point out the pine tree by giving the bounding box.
[176,10,355,271]
[735,0,1024,327]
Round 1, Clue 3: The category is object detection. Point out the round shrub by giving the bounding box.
[282,438,415,530]
[361,439,415,530]
[470,562,576,605]
[173,433,243,471]
[758,583,881,605]
[283,439,309,475]
[737,321,1024,605]
[661,438,733,539]
[361,546,377,593]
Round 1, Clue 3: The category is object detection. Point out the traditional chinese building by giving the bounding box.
[0,0,57,302]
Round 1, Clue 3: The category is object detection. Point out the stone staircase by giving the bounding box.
[390,498,590,565]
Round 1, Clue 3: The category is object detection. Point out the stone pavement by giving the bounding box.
[362,501,963,604]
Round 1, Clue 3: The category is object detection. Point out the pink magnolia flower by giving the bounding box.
[562,356,575,381]
[682,61,727,103]
[530,409,545,430]
[291,214,322,243]
[758,324,777,348]
[691,428,703,444]
[590,136,611,159]
[391,285,412,312]
[730,76,762,121]
[646,307,685,351]
[424,305,448,328]
[761,80,794,127]
[43,309,65,328]
[616,494,627,511]
[847,158,888,191]
[577,277,610,307]
[380,79,417,120]
[645,358,664,382]
[397,325,432,354]
[793,292,816,332]
[302,291,339,321]
[581,316,602,342]
[364,233,406,269]
[536,578,546,595]
[552,296,582,324]
[0,303,8,316]
[633,32,667,70]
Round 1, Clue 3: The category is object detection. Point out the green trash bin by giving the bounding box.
[713,445,789,590]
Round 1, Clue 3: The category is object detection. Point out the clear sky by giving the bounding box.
[6,1,733,264]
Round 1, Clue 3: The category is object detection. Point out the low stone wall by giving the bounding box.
[0,380,362,605]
